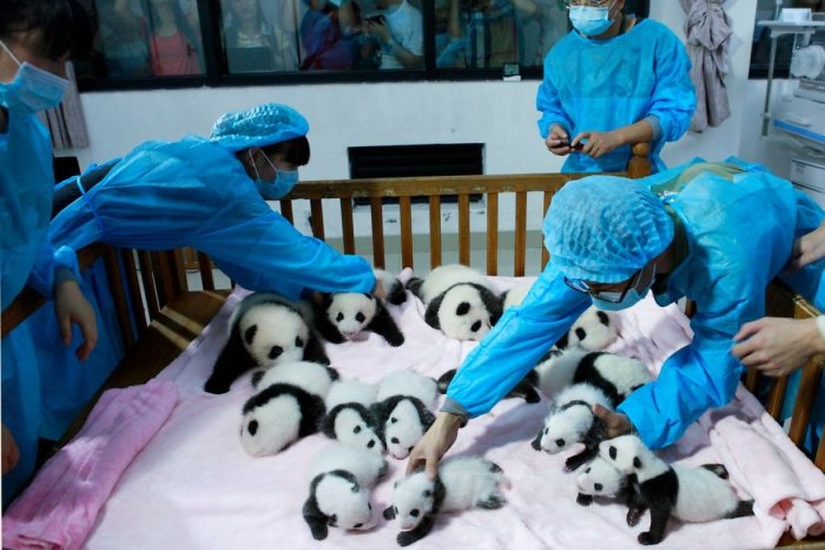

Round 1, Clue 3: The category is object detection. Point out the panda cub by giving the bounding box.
[599,434,754,546]
[575,455,647,526]
[371,370,438,460]
[555,306,618,352]
[311,270,407,347]
[384,456,507,547]
[500,281,533,310]
[407,264,504,341]
[239,360,338,457]
[321,379,385,454]
[302,442,388,541]
[204,292,329,394]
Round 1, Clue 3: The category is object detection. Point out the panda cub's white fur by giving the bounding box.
[322,379,385,454]
[239,361,337,457]
[534,346,590,399]
[556,306,618,352]
[533,382,613,456]
[384,456,507,546]
[204,292,328,394]
[373,370,439,459]
[302,443,388,541]
[599,434,754,546]
[501,281,533,310]
[407,264,504,341]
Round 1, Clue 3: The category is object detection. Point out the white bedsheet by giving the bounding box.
[82,276,825,550]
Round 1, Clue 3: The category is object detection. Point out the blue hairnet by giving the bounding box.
[543,176,674,284]
[210,103,309,152]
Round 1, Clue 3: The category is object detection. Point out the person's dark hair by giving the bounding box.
[260,136,311,167]
[0,0,92,59]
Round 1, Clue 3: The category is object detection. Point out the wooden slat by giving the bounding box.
[429,196,442,269]
[340,198,356,254]
[514,191,528,277]
[541,191,552,270]
[399,196,414,271]
[137,251,160,321]
[103,246,135,349]
[279,199,294,224]
[197,252,215,291]
[788,359,823,446]
[122,249,147,338]
[486,192,499,276]
[310,199,325,240]
[458,193,470,266]
[370,197,385,269]
[765,375,789,420]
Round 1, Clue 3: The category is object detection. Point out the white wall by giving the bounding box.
[64,0,762,177]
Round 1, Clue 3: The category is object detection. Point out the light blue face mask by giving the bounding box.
[0,39,70,112]
[569,3,615,37]
[249,150,300,200]
[590,264,656,312]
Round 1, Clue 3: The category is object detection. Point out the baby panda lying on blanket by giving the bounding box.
[532,351,651,471]
[384,456,508,547]
[302,443,388,540]
[575,455,647,526]
[240,361,338,457]
[406,264,504,341]
[321,379,385,454]
[599,434,754,546]
[311,269,407,347]
[204,292,329,394]
[371,370,438,460]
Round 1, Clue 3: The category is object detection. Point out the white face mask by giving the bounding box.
[1,40,70,112]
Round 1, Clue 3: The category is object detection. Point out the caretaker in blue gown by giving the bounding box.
[1,0,98,500]
[408,158,825,477]
[48,103,377,301]
[537,0,695,173]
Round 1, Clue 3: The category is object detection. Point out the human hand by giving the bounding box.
[732,317,824,377]
[406,412,462,479]
[545,124,571,156]
[2,424,20,475]
[54,280,98,361]
[366,20,390,42]
[592,403,632,439]
[572,130,623,159]
[787,222,825,272]
[372,277,387,301]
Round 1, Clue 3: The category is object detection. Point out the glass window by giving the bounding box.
[220,0,300,73]
[750,0,825,78]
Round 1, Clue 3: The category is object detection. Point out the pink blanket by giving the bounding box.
[34,276,825,549]
[3,379,178,550]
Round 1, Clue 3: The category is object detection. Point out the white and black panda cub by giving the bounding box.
[575,455,647,527]
[204,292,329,394]
[384,456,507,547]
[302,442,388,541]
[321,379,385,454]
[532,351,651,471]
[371,370,439,460]
[239,360,339,457]
[555,306,618,352]
[599,434,754,546]
[407,264,504,341]
[311,269,407,347]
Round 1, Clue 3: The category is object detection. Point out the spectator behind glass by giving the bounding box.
[98,0,152,77]
[337,0,381,70]
[300,0,355,70]
[512,0,567,66]
[145,0,203,75]
[223,0,298,73]
[365,0,423,69]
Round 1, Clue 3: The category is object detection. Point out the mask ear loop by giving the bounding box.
[248,149,264,181]
[0,40,22,66]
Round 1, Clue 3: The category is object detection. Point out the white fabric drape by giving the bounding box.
[680,0,733,132]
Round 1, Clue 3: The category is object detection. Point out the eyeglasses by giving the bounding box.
[564,0,612,7]
[564,269,642,304]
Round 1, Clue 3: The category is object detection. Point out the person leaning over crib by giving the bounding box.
[1,0,98,477]
[732,220,825,377]
[538,0,695,174]
[407,159,825,478]
[48,103,385,305]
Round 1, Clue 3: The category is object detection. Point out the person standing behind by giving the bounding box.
[538,0,695,173]
[366,0,423,69]
[223,0,299,73]
[1,0,97,489]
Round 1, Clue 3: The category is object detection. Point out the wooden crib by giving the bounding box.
[2,147,823,547]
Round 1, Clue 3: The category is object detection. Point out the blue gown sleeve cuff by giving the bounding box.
[53,267,78,287]
[440,398,470,427]
[643,115,662,141]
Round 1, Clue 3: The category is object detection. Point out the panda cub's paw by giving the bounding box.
[576,493,593,506]
[638,531,662,546]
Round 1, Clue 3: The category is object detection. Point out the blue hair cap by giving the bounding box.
[543,176,674,284]
[210,103,309,152]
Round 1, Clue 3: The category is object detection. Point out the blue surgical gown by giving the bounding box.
[536,19,696,174]
[446,158,825,449]
[47,135,376,300]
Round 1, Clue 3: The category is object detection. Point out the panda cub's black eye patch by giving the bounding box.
[390,417,398,423]
[248,420,258,436]
[336,312,344,322]
[594,483,602,491]
[471,320,481,332]
[356,312,365,323]
[411,509,420,517]
[609,446,617,459]
[354,523,363,529]
[269,346,283,359]
[391,437,399,444]
[354,426,362,434]
[295,336,304,347]
[555,438,565,448]
[456,302,470,316]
